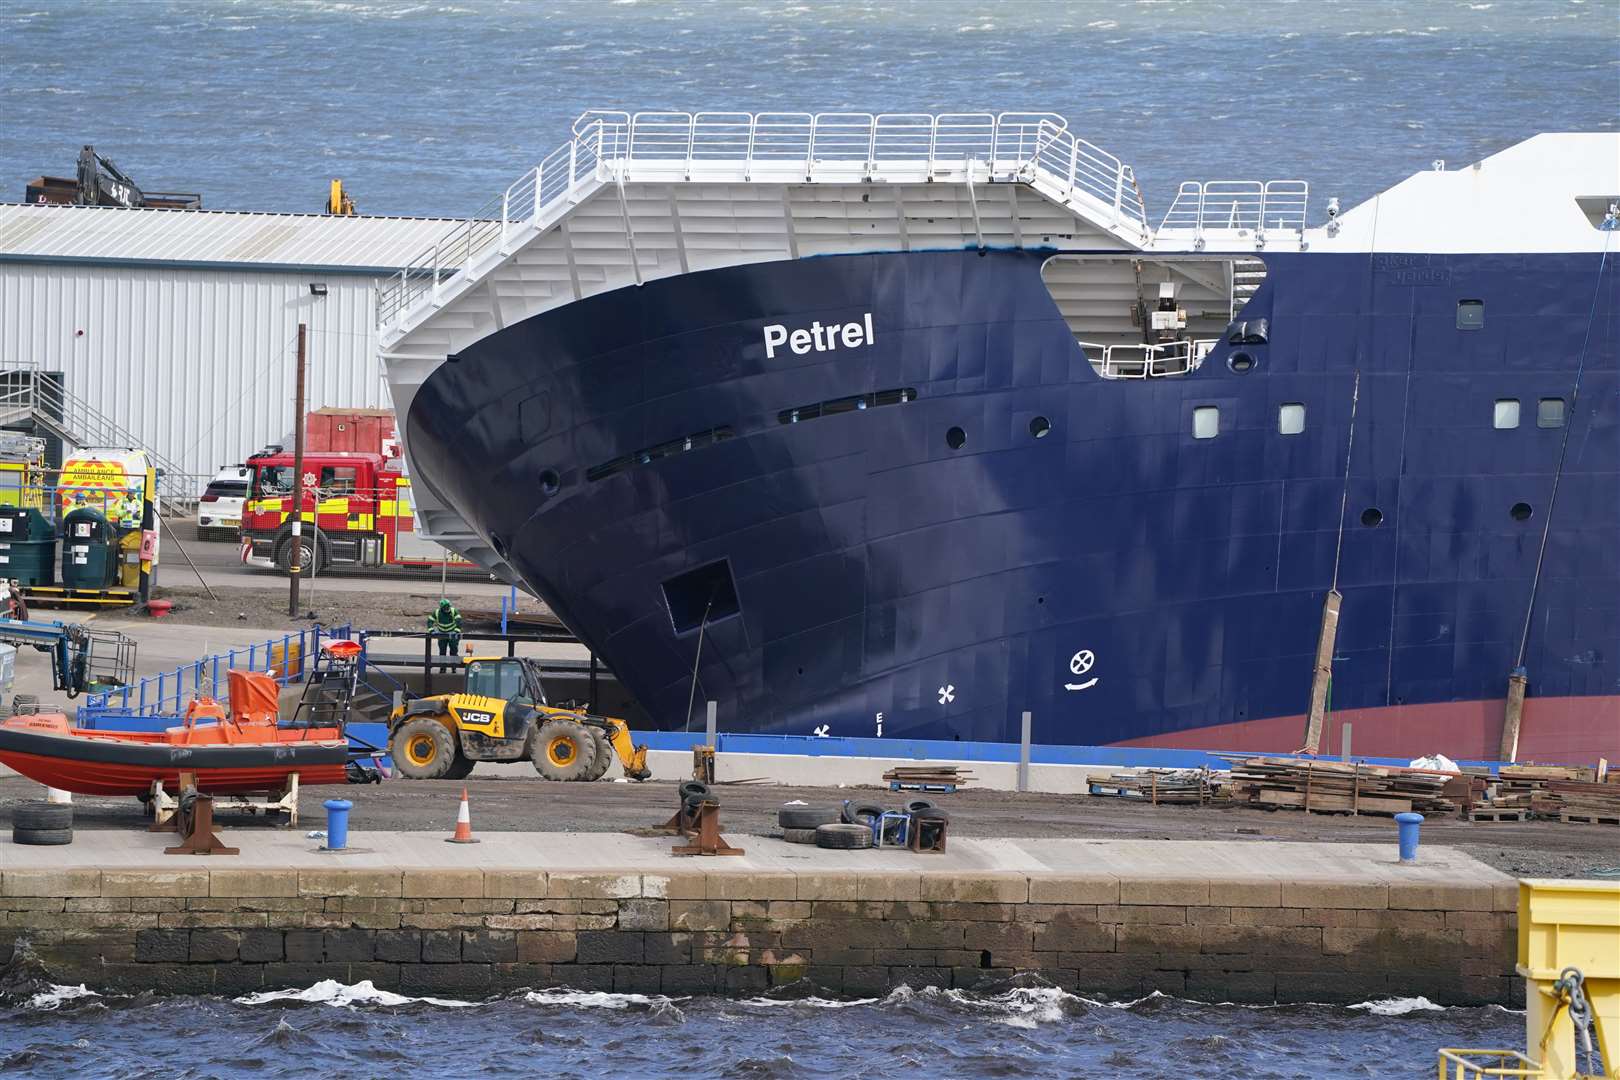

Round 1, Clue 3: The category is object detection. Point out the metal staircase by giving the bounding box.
[1231,257,1268,318]
[0,368,195,512]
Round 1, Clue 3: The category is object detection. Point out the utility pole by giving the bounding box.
[288,323,307,618]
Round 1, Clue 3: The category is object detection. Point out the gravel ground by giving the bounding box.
[119,584,558,634]
[5,772,1615,880]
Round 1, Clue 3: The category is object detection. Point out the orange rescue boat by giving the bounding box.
[0,671,349,796]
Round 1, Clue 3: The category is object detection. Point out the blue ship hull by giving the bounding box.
[405,248,1619,762]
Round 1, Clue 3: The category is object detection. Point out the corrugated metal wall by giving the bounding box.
[0,262,387,486]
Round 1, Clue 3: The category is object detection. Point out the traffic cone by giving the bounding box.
[445,787,480,844]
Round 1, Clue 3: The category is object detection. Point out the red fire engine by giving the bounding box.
[239,449,477,575]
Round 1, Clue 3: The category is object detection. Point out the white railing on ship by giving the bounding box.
[1158,180,1310,236]
[1078,339,1220,379]
[377,110,1151,329]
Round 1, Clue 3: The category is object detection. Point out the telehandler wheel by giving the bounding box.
[582,728,613,782]
[532,718,598,782]
[392,717,457,779]
[442,754,476,781]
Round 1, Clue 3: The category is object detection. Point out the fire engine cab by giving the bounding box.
[239,449,474,575]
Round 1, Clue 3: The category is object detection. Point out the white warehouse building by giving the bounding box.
[0,203,462,492]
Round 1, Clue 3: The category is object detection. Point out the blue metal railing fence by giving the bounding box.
[77,623,354,724]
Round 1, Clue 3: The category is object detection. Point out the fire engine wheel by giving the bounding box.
[391,717,456,779]
[582,728,613,782]
[532,718,597,782]
[276,535,325,576]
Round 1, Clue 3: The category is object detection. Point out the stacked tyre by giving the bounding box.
[777,802,840,844]
[12,801,72,846]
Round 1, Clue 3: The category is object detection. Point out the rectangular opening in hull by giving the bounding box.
[662,558,741,636]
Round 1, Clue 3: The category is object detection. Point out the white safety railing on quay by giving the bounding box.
[376,110,1152,330]
[1158,180,1311,237]
[1078,339,1220,380]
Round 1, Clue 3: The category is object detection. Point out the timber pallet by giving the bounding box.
[1467,808,1530,822]
[889,781,958,793]
[1559,812,1620,826]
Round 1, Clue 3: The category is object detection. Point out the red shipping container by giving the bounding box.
[306,408,398,457]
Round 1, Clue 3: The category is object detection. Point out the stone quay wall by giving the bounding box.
[0,866,1518,1005]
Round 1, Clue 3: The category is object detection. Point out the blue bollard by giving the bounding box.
[324,799,354,850]
[1394,811,1423,863]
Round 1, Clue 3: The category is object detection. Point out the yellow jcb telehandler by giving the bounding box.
[387,655,650,782]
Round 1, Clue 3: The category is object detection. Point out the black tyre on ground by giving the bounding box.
[904,799,936,814]
[391,717,457,779]
[781,827,819,844]
[778,805,841,830]
[840,801,885,826]
[532,718,598,782]
[679,781,710,801]
[582,727,613,782]
[12,801,72,831]
[815,822,874,850]
[12,826,72,846]
[442,754,476,781]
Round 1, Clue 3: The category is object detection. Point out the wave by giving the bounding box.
[522,988,688,1009]
[22,983,100,1011]
[1349,996,1446,1016]
[235,979,479,1008]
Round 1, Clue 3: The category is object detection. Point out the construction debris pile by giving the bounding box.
[1219,756,1458,816]
[1466,763,1620,825]
[1084,768,1215,805]
[1086,756,1620,824]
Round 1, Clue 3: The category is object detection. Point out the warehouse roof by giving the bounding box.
[0,203,467,274]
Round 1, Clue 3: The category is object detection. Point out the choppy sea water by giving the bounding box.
[2,0,1617,220]
[0,977,1523,1079]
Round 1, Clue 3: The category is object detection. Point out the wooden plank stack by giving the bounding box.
[1086,768,1215,805]
[1217,755,1458,817]
[1466,762,1620,824]
[882,765,973,791]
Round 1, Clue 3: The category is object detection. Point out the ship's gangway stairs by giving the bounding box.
[376,110,1307,579]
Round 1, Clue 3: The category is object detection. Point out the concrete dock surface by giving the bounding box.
[1,827,1511,896]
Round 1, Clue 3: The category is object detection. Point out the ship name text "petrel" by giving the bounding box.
[763,313,875,359]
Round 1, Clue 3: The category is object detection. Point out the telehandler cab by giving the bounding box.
[387,655,650,782]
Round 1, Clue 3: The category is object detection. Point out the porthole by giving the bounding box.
[1537,397,1567,429]
[1228,351,1255,373]
[538,469,561,496]
[946,426,967,450]
[1510,502,1533,522]
[1360,508,1383,528]
[1029,416,1051,439]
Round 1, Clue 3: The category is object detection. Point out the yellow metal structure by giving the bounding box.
[0,435,47,509]
[1438,878,1620,1079]
[326,179,356,216]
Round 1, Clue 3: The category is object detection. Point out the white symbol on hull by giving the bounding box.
[1065,650,1098,692]
[937,685,955,705]
[813,724,830,737]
